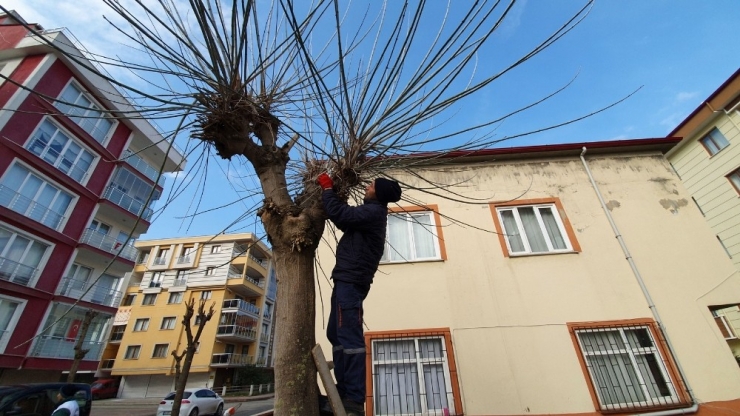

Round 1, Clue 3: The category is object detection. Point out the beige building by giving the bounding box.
[667,68,740,272]
[315,138,740,416]
[99,233,276,398]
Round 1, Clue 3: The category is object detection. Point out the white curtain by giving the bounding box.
[411,214,435,259]
[386,215,411,261]
[500,210,524,252]
[519,207,548,252]
[539,207,566,249]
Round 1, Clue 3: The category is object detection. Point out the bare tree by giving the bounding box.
[67,309,99,382]
[170,298,215,416]
[0,1,632,414]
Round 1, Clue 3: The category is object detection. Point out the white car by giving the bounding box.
[157,388,224,416]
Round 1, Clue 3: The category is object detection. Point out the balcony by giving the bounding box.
[0,185,66,230]
[0,256,40,286]
[80,229,138,262]
[31,335,104,360]
[176,255,191,264]
[216,325,257,343]
[222,299,260,317]
[102,185,154,221]
[148,280,162,288]
[260,333,270,344]
[101,359,115,370]
[173,278,187,287]
[137,254,149,265]
[122,149,167,186]
[152,257,167,266]
[57,276,122,307]
[210,353,255,368]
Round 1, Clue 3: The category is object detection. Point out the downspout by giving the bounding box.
[579,147,698,416]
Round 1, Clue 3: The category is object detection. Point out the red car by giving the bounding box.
[90,379,119,400]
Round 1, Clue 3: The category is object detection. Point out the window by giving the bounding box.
[168,292,183,304]
[161,317,176,330]
[211,245,221,254]
[0,225,50,286]
[205,267,215,276]
[728,168,740,194]
[200,291,212,300]
[122,294,136,306]
[381,207,445,263]
[88,220,111,236]
[152,343,169,358]
[711,308,738,340]
[149,271,164,288]
[142,294,157,305]
[699,128,730,156]
[491,198,579,257]
[133,318,149,332]
[153,248,169,266]
[570,320,687,412]
[110,325,126,342]
[124,345,141,359]
[0,162,74,230]
[367,330,461,416]
[26,119,96,182]
[104,167,160,220]
[55,82,114,143]
[0,295,26,352]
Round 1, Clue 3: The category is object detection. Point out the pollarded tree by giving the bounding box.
[2,1,630,414]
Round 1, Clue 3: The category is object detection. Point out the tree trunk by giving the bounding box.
[67,310,98,383]
[171,347,196,416]
[272,247,320,416]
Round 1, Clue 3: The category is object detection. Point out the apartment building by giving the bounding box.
[0,12,184,383]
[666,68,740,271]
[100,233,276,398]
[315,138,740,416]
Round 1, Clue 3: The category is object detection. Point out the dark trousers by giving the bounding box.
[327,280,370,404]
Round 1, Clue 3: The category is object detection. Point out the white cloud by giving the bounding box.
[675,91,698,103]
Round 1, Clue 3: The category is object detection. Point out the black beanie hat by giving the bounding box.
[374,178,402,204]
[59,384,77,399]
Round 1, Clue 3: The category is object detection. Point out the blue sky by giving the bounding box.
[3,0,739,241]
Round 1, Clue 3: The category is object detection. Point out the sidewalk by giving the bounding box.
[90,393,274,416]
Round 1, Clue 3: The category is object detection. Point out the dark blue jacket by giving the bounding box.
[322,189,388,285]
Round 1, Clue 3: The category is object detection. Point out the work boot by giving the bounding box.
[342,399,365,416]
[318,394,333,416]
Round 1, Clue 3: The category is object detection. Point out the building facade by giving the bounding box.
[0,12,184,383]
[315,139,740,416]
[666,68,740,272]
[100,233,276,398]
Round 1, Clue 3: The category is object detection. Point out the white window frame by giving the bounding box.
[55,80,116,144]
[200,290,212,300]
[496,203,573,256]
[152,343,169,358]
[161,316,176,330]
[25,118,97,183]
[149,271,164,288]
[0,161,75,231]
[142,293,157,305]
[699,127,730,156]
[381,211,441,263]
[728,168,740,194]
[168,292,183,304]
[205,267,216,276]
[0,224,52,287]
[132,318,149,332]
[211,245,221,254]
[124,345,141,359]
[0,294,27,353]
[574,325,681,411]
[371,335,456,415]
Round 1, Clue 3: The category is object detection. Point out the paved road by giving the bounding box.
[91,395,274,416]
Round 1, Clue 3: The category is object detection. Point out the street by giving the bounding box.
[90,396,274,416]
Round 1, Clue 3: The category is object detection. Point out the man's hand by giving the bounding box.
[317,173,334,190]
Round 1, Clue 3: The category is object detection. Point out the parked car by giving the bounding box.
[90,379,118,400]
[157,388,224,416]
[0,383,91,416]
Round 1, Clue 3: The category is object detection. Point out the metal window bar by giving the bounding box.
[575,324,684,413]
[0,185,66,230]
[121,149,167,186]
[370,332,456,416]
[0,256,39,286]
[80,229,138,262]
[101,185,154,221]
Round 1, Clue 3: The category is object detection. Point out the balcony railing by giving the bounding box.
[222,299,260,316]
[210,353,255,367]
[101,359,115,370]
[31,335,104,360]
[0,256,39,286]
[176,255,191,264]
[102,185,154,221]
[121,149,167,186]
[80,229,138,262]
[137,255,149,265]
[216,325,257,342]
[0,185,66,230]
[260,333,269,344]
[57,276,122,307]
[263,312,272,321]
[249,253,266,268]
[173,278,187,287]
[153,257,166,266]
[246,276,264,288]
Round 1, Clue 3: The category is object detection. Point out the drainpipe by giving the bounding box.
[579,147,697,415]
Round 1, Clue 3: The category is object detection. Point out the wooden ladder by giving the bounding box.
[312,344,347,416]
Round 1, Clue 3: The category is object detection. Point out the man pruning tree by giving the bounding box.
[317,173,402,416]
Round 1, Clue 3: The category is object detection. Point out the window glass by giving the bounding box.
[55,82,114,143]
[729,169,740,193]
[497,203,571,255]
[0,225,50,286]
[0,163,74,230]
[699,128,730,156]
[168,292,183,304]
[382,211,440,263]
[26,119,96,182]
